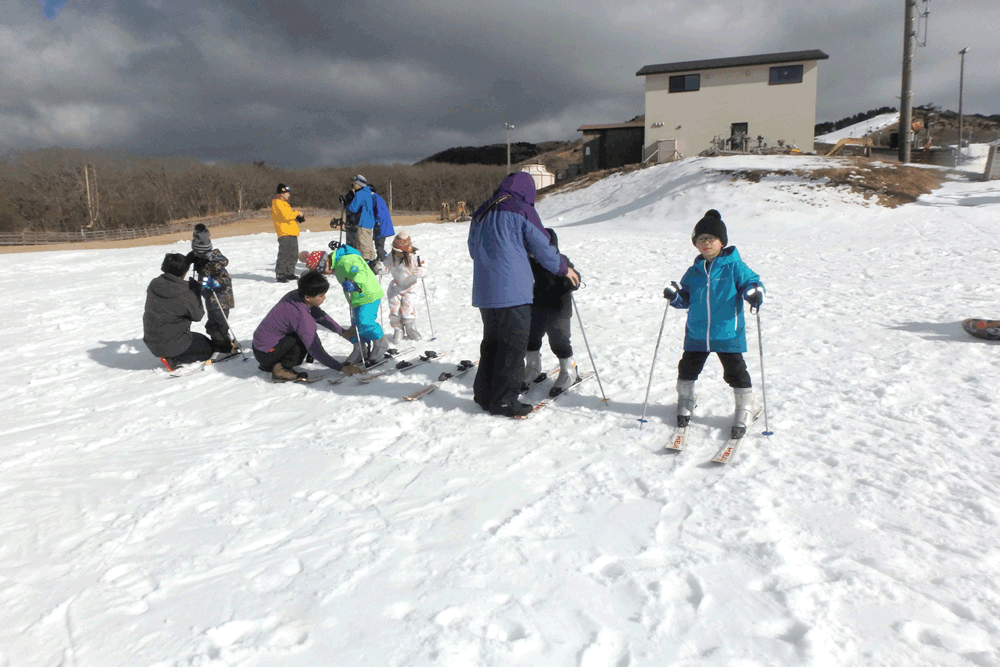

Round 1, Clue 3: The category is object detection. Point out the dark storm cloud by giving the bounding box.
[5,0,999,166]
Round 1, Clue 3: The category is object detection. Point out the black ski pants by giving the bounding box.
[678,350,751,388]
[205,297,232,351]
[474,305,531,412]
[169,333,215,367]
[527,309,573,359]
[254,334,306,372]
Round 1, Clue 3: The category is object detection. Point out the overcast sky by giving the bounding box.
[3,0,997,167]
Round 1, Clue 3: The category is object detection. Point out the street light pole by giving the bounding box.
[503,122,515,172]
[958,47,969,161]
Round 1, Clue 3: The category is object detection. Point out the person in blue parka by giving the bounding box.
[345,175,377,263]
[662,209,765,438]
[468,172,580,417]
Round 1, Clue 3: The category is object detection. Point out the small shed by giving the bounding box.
[577,121,645,172]
[521,163,555,190]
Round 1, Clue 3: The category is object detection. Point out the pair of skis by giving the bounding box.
[327,346,416,385]
[515,370,596,420]
[662,406,763,463]
[357,350,450,383]
[403,359,478,401]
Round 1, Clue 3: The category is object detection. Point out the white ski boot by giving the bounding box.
[344,342,364,366]
[391,327,405,345]
[403,321,422,340]
[732,387,760,438]
[523,350,542,386]
[676,380,696,427]
[549,357,580,397]
[370,335,390,361]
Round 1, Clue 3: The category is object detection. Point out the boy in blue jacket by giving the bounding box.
[662,209,765,438]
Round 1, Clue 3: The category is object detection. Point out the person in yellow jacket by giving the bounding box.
[272,183,304,283]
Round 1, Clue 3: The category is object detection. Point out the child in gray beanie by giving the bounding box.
[186,223,238,354]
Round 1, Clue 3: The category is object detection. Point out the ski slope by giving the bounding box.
[2,155,1000,666]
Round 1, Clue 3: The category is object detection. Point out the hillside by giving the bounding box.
[418,140,576,166]
[2,155,999,665]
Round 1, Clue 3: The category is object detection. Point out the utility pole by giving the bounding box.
[958,47,969,162]
[898,0,917,163]
[504,122,515,171]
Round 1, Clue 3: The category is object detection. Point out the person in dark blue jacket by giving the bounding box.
[370,184,395,263]
[662,209,765,438]
[468,172,579,417]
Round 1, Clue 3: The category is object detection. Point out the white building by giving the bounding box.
[636,50,829,159]
[521,163,555,190]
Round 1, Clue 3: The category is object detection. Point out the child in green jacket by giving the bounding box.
[330,242,389,366]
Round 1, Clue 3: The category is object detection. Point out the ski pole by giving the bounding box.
[571,293,608,403]
[211,290,247,361]
[418,257,436,340]
[638,301,670,429]
[755,309,773,435]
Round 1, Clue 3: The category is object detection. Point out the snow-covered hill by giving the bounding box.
[3,156,1000,666]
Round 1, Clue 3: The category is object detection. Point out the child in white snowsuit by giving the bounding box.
[385,231,426,343]
[662,209,765,438]
[185,224,237,353]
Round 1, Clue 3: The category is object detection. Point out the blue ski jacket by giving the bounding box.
[347,186,376,230]
[468,172,567,309]
[668,246,762,353]
[372,193,394,238]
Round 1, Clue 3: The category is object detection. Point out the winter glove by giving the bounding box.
[744,284,764,312]
[663,281,681,301]
[200,276,221,292]
[342,279,361,294]
[338,195,346,205]
[340,326,357,340]
[295,214,305,223]
[188,277,201,295]
[340,363,364,376]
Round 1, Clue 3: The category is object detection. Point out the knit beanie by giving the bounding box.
[692,209,727,247]
[191,223,212,253]
[299,250,329,272]
[392,231,416,253]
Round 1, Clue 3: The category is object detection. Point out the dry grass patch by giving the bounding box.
[729,157,950,208]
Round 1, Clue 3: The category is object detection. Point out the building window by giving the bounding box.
[769,64,803,85]
[669,74,700,93]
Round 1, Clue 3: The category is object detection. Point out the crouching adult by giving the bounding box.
[252,271,362,382]
[142,252,215,371]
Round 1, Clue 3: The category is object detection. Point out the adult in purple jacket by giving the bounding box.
[252,272,361,382]
[468,172,580,416]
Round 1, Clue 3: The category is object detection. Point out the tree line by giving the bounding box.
[0,148,509,233]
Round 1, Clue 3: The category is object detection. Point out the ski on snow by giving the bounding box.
[357,350,450,383]
[403,359,478,401]
[165,351,241,378]
[328,346,415,385]
[515,372,595,419]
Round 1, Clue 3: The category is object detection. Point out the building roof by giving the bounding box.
[577,121,645,132]
[636,50,829,77]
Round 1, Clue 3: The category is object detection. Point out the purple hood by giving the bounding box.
[472,172,546,235]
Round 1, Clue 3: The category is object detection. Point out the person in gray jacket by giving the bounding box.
[142,253,214,371]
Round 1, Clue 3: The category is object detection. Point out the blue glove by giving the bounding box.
[342,279,361,294]
[200,276,221,292]
[744,284,764,311]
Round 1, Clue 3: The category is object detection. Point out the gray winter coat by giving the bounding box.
[142,273,204,357]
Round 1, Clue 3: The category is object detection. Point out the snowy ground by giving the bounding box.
[3,155,1000,666]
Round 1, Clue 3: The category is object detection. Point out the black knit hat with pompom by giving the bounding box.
[692,209,727,247]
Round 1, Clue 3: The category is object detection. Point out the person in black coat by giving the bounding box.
[142,253,214,371]
[524,228,581,397]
